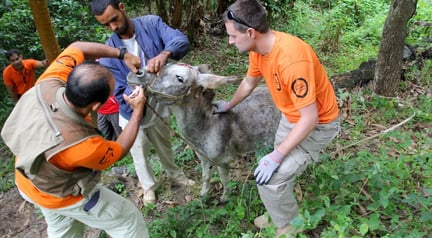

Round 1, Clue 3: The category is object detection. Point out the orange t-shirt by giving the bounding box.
[2,59,39,95]
[15,48,124,209]
[247,31,339,123]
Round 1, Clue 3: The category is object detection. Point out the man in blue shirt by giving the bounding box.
[91,0,195,206]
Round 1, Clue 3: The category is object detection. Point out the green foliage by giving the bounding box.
[301,59,431,236]
[276,0,390,74]
[293,119,431,237]
[0,1,37,68]
[111,154,136,175]
[0,0,106,69]
[406,0,432,47]
[0,0,431,237]
[261,0,295,20]
[274,1,323,44]
[146,179,266,237]
[48,0,108,46]
[114,182,128,197]
[0,153,14,192]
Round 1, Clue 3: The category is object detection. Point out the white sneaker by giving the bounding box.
[143,189,156,206]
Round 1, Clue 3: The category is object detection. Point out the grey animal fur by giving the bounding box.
[130,63,280,202]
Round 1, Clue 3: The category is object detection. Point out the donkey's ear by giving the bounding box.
[194,64,212,73]
[197,74,238,89]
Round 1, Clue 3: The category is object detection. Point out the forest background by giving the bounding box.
[0,0,431,237]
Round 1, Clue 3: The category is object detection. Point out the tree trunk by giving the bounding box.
[143,0,152,13]
[373,0,417,97]
[185,0,205,46]
[156,0,168,25]
[28,0,61,64]
[171,0,183,29]
[217,0,230,16]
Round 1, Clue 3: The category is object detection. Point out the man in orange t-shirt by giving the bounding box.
[1,41,149,237]
[216,1,340,237]
[2,49,48,103]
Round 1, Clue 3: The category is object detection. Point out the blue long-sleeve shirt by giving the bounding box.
[99,15,189,126]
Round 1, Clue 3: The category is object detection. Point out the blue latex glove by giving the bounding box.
[212,101,232,114]
[254,149,284,185]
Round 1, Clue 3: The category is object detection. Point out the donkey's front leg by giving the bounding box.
[217,164,230,203]
[199,155,212,197]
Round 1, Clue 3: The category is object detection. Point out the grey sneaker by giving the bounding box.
[170,174,196,186]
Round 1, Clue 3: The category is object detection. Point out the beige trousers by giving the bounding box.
[257,115,340,228]
[20,185,148,238]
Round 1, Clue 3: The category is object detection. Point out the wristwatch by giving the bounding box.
[118,46,127,60]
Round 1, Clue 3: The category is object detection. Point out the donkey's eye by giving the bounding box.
[176,75,184,83]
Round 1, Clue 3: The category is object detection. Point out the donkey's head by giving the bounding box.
[128,63,238,103]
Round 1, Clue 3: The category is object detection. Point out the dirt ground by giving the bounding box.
[1,186,51,238]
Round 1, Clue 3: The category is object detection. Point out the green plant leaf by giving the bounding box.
[368,213,381,231]
[359,223,369,235]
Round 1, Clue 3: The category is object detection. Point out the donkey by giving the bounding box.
[128,63,280,202]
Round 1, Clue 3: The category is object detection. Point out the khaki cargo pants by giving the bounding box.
[258,115,340,228]
[20,185,148,237]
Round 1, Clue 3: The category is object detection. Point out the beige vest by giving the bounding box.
[1,78,100,197]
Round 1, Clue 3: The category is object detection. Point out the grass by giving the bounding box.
[139,58,431,237]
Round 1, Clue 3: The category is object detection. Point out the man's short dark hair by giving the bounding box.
[5,49,21,60]
[65,62,112,107]
[91,0,120,15]
[223,0,269,33]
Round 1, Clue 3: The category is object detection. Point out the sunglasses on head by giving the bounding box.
[227,9,253,28]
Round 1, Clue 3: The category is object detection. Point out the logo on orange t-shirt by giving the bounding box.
[292,78,308,98]
[274,73,281,91]
[99,147,114,164]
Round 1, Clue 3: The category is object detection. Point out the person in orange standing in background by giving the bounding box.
[2,49,48,103]
[1,41,149,237]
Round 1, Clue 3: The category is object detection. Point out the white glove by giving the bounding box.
[254,149,284,185]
